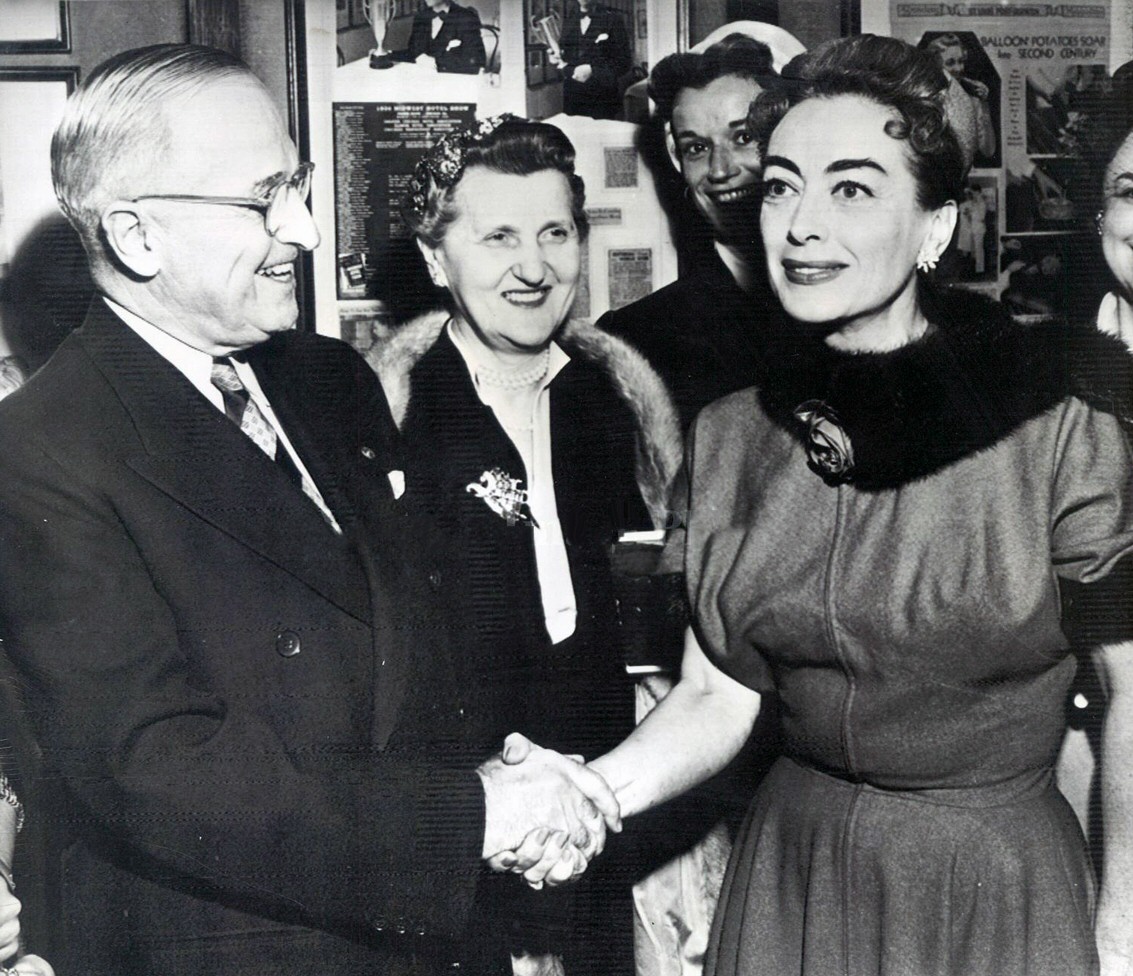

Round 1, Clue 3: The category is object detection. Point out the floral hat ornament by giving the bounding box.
[405,114,520,221]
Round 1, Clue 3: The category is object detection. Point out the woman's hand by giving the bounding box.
[966,78,989,99]
[485,736,596,888]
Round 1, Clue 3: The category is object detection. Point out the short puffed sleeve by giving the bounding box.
[1052,398,1133,645]
[683,394,776,693]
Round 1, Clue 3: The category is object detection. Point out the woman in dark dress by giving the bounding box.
[368,116,682,976]
[513,35,1133,975]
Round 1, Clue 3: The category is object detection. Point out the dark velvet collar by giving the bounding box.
[752,287,1133,490]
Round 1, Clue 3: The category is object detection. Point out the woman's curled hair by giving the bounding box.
[748,34,965,210]
[402,116,588,249]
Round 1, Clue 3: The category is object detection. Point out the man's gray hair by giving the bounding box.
[52,44,253,252]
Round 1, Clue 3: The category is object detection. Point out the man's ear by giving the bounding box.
[101,204,161,278]
[416,238,448,290]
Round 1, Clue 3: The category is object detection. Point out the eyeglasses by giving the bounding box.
[130,162,314,237]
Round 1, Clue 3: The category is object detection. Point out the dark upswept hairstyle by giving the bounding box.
[648,33,776,126]
[749,34,966,210]
[402,117,589,249]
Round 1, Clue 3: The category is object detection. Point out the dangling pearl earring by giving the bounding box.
[1096,210,1106,236]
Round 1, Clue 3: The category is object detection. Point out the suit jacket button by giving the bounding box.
[275,630,301,657]
[428,569,442,589]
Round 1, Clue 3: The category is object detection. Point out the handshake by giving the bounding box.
[477,733,620,890]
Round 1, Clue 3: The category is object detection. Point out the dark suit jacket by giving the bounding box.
[597,244,773,431]
[404,3,486,74]
[0,301,492,975]
[560,3,631,119]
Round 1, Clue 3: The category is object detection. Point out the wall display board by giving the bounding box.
[867,0,1130,322]
[333,101,475,301]
[303,0,675,348]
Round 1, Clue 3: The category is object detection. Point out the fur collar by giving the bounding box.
[753,287,1133,491]
[366,310,684,526]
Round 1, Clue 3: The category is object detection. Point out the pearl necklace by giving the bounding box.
[477,347,551,390]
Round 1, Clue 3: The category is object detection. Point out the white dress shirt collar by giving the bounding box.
[102,296,341,533]
[104,297,223,411]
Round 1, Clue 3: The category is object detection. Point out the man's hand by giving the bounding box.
[573,64,593,83]
[478,734,620,869]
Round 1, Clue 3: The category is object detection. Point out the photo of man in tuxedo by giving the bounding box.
[398,0,487,74]
[552,0,632,120]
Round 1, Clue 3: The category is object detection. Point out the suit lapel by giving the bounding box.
[79,302,370,623]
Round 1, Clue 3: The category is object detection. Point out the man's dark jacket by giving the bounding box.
[559,3,632,119]
[404,2,486,74]
[0,300,499,975]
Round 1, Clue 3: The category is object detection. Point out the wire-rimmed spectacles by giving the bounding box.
[129,162,314,238]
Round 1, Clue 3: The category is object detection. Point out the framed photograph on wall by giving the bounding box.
[0,66,79,284]
[0,0,71,53]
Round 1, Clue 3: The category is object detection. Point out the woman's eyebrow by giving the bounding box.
[762,155,800,176]
[826,158,887,175]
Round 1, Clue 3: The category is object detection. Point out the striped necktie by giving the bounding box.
[210,358,278,459]
[210,358,341,533]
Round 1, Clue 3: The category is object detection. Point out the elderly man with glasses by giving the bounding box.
[0,44,618,976]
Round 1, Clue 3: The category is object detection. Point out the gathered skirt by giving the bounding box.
[705,756,1097,976]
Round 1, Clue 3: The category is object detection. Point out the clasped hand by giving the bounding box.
[478,733,619,890]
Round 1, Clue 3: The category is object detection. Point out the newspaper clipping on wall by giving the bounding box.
[889,0,1118,320]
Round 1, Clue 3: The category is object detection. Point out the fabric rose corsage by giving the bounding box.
[793,399,854,484]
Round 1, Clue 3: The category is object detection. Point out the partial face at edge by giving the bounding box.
[1102,131,1133,300]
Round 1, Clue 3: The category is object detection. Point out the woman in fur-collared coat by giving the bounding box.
[372,312,683,975]
[367,117,684,975]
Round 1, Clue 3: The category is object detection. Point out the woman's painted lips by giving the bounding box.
[782,259,846,285]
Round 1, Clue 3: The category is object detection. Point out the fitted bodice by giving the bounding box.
[688,388,1133,791]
